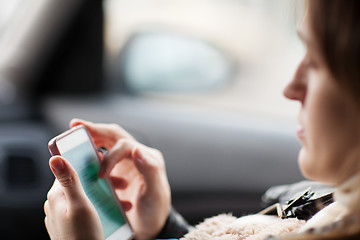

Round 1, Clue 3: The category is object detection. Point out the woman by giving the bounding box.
[44,0,360,239]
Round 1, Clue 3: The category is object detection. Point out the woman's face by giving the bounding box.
[283,15,360,186]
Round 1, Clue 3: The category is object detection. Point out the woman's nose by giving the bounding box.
[283,62,306,103]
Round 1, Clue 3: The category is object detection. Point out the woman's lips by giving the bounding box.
[297,125,305,140]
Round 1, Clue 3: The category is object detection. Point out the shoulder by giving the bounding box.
[272,232,360,240]
[275,214,360,240]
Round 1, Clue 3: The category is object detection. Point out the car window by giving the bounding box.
[0,0,22,34]
[117,30,234,93]
[104,0,304,119]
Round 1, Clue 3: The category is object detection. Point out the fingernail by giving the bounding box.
[136,156,144,164]
[51,158,65,174]
[135,152,145,165]
[136,154,144,163]
[132,148,145,166]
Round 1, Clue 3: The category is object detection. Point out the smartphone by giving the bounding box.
[48,125,133,240]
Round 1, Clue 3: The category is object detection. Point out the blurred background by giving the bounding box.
[0,0,305,239]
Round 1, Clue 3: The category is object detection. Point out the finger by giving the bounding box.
[46,180,68,217]
[44,216,49,233]
[98,139,137,177]
[97,150,105,161]
[49,156,86,204]
[121,201,132,212]
[109,176,128,190]
[132,147,165,194]
[69,119,135,149]
[44,200,50,216]
[46,180,65,207]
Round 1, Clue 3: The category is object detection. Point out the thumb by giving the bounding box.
[49,156,86,203]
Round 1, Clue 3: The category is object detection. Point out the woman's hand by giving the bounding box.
[70,119,171,240]
[44,156,105,240]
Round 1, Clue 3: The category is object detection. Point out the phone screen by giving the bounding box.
[56,127,132,239]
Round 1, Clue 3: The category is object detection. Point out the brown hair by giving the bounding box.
[307,0,360,104]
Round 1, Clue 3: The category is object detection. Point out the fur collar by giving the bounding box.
[181,175,360,240]
[181,214,304,240]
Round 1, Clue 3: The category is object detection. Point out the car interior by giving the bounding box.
[0,0,305,239]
